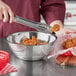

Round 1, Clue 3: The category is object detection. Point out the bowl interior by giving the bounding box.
[6,31,56,45]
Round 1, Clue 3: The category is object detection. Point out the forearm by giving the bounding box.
[41,0,65,32]
[41,0,65,25]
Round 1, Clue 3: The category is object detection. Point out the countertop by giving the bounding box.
[0,38,76,76]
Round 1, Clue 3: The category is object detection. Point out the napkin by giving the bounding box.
[0,63,17,75]
[52,33,76,56]
[0,50,17,75]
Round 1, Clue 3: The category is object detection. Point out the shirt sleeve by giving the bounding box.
[40,0,65,25]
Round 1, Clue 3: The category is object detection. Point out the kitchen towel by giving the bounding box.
[0,50,17,75]
[0,63,17,75]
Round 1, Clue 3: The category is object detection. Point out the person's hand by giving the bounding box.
[0,0,14,23]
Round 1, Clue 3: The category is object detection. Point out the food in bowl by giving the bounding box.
[56,37,76,66]
[22,36,47,45]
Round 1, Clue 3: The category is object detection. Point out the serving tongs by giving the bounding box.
[14,15,51,34]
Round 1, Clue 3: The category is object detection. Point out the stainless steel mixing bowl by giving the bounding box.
[6,31,57,60]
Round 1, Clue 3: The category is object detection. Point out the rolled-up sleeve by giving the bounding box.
[40,0,65,25]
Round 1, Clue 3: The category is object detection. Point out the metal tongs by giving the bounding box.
[14,15,51,34]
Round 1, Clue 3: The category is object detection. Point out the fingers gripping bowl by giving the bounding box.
[6,31,57,60]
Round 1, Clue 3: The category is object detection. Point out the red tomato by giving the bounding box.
[0,50,9,71]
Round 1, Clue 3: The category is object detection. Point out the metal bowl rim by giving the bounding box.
[5,31,57,46]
